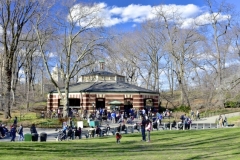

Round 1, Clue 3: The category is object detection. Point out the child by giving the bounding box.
[116,132,122,144]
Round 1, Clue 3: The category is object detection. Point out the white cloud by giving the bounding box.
[132,24,137,28]
[194,12,230,26]
[69,3,230,28]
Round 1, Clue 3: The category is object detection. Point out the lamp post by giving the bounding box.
[92,103,95,120]
[92,103,95,114]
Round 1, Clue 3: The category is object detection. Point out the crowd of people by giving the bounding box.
[0,107,231,143]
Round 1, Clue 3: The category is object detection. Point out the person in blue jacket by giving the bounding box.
[10,125,17,142]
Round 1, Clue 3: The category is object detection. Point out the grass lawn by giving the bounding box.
[0,128,240,160]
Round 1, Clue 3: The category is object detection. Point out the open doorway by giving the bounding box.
[124,99,133,117]
[96,98,105,110]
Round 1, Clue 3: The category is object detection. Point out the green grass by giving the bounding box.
[0,128,240,160]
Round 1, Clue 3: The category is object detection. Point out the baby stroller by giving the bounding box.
[56,129,66,141]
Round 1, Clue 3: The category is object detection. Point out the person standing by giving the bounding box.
[13,116,17,125]
[157,112,162,125]
[223,115,228,127]
[18,124,24,141]
[218,115,223,128]
[30,124,38,134]
[69,118,73,128]
[140,116,146,141]
[145,120,152,142]
[190,110,194,120]
[10,125,17,142]
[196,110,200,120]
[111,111,116,124]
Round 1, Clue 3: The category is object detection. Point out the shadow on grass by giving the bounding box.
[0,128,240,159]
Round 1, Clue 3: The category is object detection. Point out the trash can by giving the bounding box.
[40,132,47,142]
[24,133,32,141]
[32,133,39,141]
[89,121,100,127]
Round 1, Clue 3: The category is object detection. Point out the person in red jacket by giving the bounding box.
[115,132,122,144]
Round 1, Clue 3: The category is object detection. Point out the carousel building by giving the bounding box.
[47,64,159,114]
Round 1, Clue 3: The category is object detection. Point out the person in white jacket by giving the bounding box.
[145,120,152,142]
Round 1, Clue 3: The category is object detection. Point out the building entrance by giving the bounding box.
[124,99,133,117]
[96,98,105,110]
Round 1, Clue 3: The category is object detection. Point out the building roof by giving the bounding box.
[50,82,158,94]
[82,71,124,77]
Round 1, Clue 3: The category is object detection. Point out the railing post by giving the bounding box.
[197,123,198,130]
[210,123,211,129]
[203,123,205,129]
[170,123,172,130]
[164,123,166,130]
[183,124,185,130]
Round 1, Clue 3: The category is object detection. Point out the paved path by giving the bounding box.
[191,112,240,124]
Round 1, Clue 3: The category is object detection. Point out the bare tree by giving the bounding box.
[153,5,204,107]
[34,1,107,117]
[104,31,140,85]
[0,0,41,118]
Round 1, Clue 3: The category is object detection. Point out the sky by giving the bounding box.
[74,0,240,31]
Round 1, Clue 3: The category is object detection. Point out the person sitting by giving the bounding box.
[67,127,74,140]
[88,127,95,138]
[95,126,101,137]
[106,124,110,136]
[126,117,133,124]
[117,124,122,132]
[0,124,7,138]
[75,127,82,139]
[134,123,140,132]
[166,120,177,129]
[121,124,126,132]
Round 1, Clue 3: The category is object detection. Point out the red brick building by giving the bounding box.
[47,70,159,113]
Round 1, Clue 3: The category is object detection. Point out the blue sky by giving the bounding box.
[70,0,240,31]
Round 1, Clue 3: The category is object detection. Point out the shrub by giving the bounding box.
[224,101,240,108]
[177,105,191,113]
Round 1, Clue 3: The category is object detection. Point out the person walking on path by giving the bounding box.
[140,116,147,141]
[196,110,200,120]
[145,120,152,142]
[218,115,223,127]
[18,124,24,141]
[190,110,194,120]
[13,116,17,125]
[10,125,17,142]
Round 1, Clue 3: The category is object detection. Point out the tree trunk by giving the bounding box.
[4,68,12,119]
[63,86,69,118]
